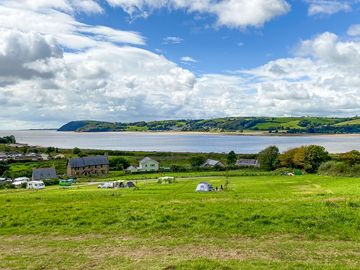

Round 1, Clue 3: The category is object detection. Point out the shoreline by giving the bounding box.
[63,130,360,137]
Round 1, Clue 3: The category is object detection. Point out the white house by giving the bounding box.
[138,157,159,172]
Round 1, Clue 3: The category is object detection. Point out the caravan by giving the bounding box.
[27,181,45,190]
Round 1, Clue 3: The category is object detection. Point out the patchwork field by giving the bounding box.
[1,175,360,269]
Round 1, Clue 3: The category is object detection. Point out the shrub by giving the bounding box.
[318,161,360,177]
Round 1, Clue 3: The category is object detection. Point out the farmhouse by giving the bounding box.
[32,168,57,181]
[138,157,159,172]
[67,156,109,177]
[201,159,225,168]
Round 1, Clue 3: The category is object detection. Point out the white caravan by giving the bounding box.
[27,181,45,190]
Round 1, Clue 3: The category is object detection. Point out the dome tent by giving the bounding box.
[195,182,212,192]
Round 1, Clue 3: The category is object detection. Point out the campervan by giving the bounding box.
[27,181,45,190]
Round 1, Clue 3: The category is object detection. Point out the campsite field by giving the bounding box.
[1,175,360,269]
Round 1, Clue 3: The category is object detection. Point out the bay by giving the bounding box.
[0,130,359,153]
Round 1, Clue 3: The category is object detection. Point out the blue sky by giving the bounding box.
[0,0,360,129]
[79,1,358,73]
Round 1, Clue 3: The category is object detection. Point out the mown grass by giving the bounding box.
[1,174,360,269]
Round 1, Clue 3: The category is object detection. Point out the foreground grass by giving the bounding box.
[1,175,360,269]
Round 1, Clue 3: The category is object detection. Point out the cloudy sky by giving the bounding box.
[1,0,360,129]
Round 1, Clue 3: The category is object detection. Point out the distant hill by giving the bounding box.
[58,117,360,134]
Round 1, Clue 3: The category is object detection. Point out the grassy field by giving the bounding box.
[1,174,360,269]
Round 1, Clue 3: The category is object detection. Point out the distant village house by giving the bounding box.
[200,159,225,168]
[126,157,159,172]
[67,156,109,177]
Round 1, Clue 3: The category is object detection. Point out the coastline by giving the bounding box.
[65,130,360,137]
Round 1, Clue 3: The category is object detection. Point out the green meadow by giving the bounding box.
[1,174,360,269]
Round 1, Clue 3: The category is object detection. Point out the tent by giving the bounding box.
[195,182,212,192]
[126,181,136,188]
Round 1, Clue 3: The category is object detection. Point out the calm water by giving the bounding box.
[0,130,359,153]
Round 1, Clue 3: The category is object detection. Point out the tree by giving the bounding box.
[46,147,56,154]
[279,145,330,173]
[340,150,360,166]
[109,157,130,170]
[0,135,16,144]
[190,156,206,167]
[73,147,81,155]
[226,151,237,166]
[257,146,280,171]
[0,161,9,177]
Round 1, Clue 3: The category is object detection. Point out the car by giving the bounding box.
[97,182,114,189]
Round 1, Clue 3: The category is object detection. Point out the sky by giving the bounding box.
[0,0,360,129]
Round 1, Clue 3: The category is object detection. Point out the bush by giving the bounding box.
[0,182,15,189]
[318,161,360,177]
[43,179,60,186]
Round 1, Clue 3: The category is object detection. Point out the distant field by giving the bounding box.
[1,175,360,269]
[336,119,360,126]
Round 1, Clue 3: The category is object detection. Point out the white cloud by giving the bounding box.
[181,56,198,63]
[163,36,183,44]
[347,24,360,36]
[307,0,352,16]
[0,0,360,129]
[106,0,291,29]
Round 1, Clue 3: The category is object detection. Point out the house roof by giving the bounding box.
[139,157,159,164]
[236,159,259,166]
[201,159,223,167]
[32,168,57,180]
[68,156,109,168]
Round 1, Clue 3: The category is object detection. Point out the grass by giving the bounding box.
[336,119,360,126]
[1,174,360,269]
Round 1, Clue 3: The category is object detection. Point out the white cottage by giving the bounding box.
[138,157,159,172]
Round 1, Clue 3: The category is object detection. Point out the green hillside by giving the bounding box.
[58,116,360,134]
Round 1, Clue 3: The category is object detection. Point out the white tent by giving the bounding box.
[195,182,211,192]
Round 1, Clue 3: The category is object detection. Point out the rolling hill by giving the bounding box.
[58,116,360,134]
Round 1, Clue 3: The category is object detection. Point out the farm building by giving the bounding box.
[125,165,138,173]
[200,159,225,168]
[32,168,57,181]
[236,159,260,167]
[67,156,109,177]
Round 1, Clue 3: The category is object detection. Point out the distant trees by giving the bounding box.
[340,150,360,166]
[72,147,81,155]
[0,161,9,177]
[279,145,330,173]
[190,156,206,168]
[109,157,130,171]
[226,151,237,166]
[0,135,16,144]
[257,146,280,171]
[46,147,56,154]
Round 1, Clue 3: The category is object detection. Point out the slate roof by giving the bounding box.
[236,159,259,166]
[32,168,57,181]
[201,159,224,167]
[68,156,109,168]
[139,157,159,164]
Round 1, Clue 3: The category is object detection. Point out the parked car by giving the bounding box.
[97,182,113,189]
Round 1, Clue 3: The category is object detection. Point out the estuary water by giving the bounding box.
[0,130,359,153]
